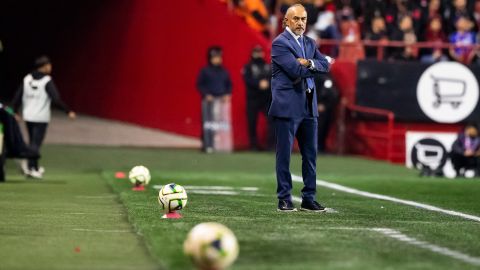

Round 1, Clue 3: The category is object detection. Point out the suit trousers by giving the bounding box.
[274,116,317,201]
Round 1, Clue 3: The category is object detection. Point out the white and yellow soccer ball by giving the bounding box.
[158,183,188,213]
[128,166,151,186]
[184,222,239,270]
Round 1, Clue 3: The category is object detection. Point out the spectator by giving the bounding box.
[450,123,480,178]
[390,15,418,61]
[421,16,449,63]
[474,0,480,31]
[423,0,442,21]
[314,74,339,154]
[449,16,476,64]
[12,56,76,179]
[364,16,389,58]
[389,16,417,61]
[196,46,232,153]
[242,46,273,150]
[362,0,389,34]
[338,8,365,61]
[233,0,271,37]
[309,0,340,56]
[445,0,475,34]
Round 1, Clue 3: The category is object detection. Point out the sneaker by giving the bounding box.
[277,200,297,212]
[300,200,326,212]
[19,159,30,175]
[38,166,45,174]
[26,169,43,179]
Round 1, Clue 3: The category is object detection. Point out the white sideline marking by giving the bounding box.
[372,228,480,266]
[66,212,125,216]
[321,227,480,266]
[72,228,131,233]
[291,196,338,213]
[75,195,117,199]
[152,185,258,191]
[188,190,239,195]
[291,174,480,222]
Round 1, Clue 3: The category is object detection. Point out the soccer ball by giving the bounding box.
[158,183,188,213]
[184,222,239,270]
[128,166,151,186]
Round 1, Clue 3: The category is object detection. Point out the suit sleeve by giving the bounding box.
[310,43,331,73]
[46,80,71,113]
[271,39,318,79]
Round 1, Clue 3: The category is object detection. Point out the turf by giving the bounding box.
[1,145,480,270]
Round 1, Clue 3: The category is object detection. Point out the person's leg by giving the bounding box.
[274,117,298,201]
[201,100,214,152]
[26,122,36,170]
[295,117,318,201]
[450,152,466,176]
[246,100,259,149]
[26,122,48,171]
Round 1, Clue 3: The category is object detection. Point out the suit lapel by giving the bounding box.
[282,31,303,58]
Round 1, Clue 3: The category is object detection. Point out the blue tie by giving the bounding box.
[298,36,315,91]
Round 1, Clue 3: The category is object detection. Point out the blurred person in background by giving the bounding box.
[474,0,480,30]
[311,0,341,56]
[421,16,449,62]
[242,46,273,151]
[314,74,338,154]
[422,0,442,22]
[450,123,480,177]
[364,16,389,59]
[445,0,475,34]
[449,16,476,64]
[338,5,365,61]
[362,0,389,34]
[388,0,423,36]
[390,15,418,61]
[197,46,232,153]
[232,0,271,37]
[0,102,39,182]
[12,56,75,179]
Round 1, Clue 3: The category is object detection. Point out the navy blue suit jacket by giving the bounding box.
[268,30,331,118]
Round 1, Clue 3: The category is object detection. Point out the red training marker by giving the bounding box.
[115,171,127,179]
[162,212,182,219]
[132,185,145,191]
[74,247,81,253]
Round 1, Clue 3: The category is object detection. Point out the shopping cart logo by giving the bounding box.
[411,138,447,171]
[417,62,479,123]
[431,75,466,109]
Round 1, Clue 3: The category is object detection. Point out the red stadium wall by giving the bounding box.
[56,0,270,149]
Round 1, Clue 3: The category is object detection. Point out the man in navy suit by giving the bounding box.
[269,4,333,212]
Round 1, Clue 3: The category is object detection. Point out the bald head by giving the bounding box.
[284,4,307,36]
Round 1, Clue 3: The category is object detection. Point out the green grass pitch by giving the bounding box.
[1,145,480,270]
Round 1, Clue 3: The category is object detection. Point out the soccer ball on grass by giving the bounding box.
[184,222,239,270]
[128,166,151,187]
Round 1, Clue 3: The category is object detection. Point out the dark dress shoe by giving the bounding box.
[277,200,297,212]
[300,200,326,212]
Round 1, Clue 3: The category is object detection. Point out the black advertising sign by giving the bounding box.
[356,60,480,123]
